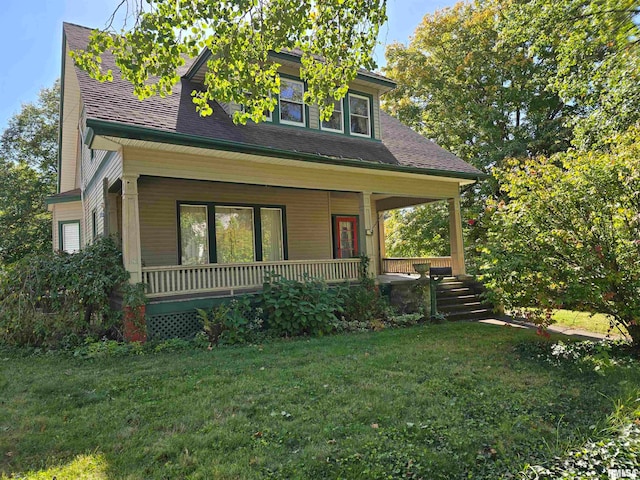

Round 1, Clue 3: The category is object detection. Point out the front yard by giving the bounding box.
[2,322,639,479]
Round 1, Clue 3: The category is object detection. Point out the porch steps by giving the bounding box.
[435,277,494,321]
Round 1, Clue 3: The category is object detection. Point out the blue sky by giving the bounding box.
[0,0,455,131]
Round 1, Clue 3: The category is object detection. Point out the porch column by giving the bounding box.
[378,211,386,274]
[358,192,377,278]
[122,174,142,284]
[448,196,466,276]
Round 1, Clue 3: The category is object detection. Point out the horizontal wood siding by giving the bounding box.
[60,45,81,193]
[124,147,461,199]
[330,192,359,215]
[52,201,83,250]
[137,177,333,267]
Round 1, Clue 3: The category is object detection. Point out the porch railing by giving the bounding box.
[381,257,452,275]
[142,258,361,298]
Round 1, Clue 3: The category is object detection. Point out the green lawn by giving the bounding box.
[2,323,639,479]
[551,309,627,336]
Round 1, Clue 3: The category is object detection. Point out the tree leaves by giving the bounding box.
[70,0,387,124]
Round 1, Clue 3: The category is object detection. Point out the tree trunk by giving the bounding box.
[627,323,640,355]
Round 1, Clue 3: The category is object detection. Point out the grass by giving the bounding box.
[1,322,639,479]
[551,309,627,336]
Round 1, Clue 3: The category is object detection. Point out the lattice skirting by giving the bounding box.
[147,311,201,340]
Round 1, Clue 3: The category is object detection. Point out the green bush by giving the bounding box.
[196,296,265,346]
[261,274,341,337]
[0,237,128,347]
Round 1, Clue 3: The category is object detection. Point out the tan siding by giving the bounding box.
[52,202,83,250]
[81,150,124,245]
[330,192,359,215]
[124,147,461,199]
[308,104,319,129]
[60,45,82,192]
[137,177,333,267]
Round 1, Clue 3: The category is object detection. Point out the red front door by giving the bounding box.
[334,216,359,258]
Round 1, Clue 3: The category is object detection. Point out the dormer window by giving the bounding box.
[348,93,371,137]
[320,99,344,133]
[279,78,305,126]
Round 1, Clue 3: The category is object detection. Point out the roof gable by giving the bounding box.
[62,22,483,180]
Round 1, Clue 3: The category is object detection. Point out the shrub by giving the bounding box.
[261,273,341,337]
[0,237,128,347]
[196,296,264,346]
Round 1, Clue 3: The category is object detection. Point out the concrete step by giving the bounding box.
[438,301,486,313]
[437,294,479,306]
[444,308,494,321]
[436,287,474,297]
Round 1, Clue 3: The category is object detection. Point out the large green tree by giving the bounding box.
[0,81,59,266]
[480,126,640,348]
[383,1,572,181]
[71,0,387,124]
[504,0,640,149]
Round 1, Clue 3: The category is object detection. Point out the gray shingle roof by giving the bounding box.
[63,22,482,178]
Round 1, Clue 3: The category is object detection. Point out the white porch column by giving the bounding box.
[122,174,142,284]
[448,196,466,276]
[358,192,377,278]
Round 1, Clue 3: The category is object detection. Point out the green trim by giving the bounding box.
[345,90,375,139]
[45,194,81,206]
[84,151,115,194]
[86,118,487,181]
[146,293,257,316]
[83,126,95,147]
[183,49,397,89]
[268,51,397,88]
[177,201,288,265]
[58,220,81,252]
[57,31,67,194]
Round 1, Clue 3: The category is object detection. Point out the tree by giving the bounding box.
[480,126,640,349]
[383,1,573,181]
[503,0,640,149]
[0,82,59,266]
[384,202,450,258]
[71,0,387,125]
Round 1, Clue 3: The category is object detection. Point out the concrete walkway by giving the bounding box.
[477,317,625,341]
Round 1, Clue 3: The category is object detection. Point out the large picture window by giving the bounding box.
[349,93,371,137]
[279,78,305,126]
[178,202,286,264]
[215,206,255,263]
[180,205,209,265]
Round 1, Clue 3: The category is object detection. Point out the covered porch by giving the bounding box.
[110,176,464,299]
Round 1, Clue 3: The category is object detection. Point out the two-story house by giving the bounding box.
[46,22,484,338]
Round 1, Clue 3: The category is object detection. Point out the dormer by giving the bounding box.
[183,49,396,141]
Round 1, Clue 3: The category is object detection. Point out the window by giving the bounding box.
[178,203,286,264]
[279,78,305,126]
[261,208,284,261]
[91,209,97,241]
[215,206,255,263]
[349,93,371,137]
[320,99,344,133]
[60,221,81,254]
[180,205,209,265]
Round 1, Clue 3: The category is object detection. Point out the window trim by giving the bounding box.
[177,201,288,265]
[179,203,211,266]
[58,220,81,254]
[91,209,97,241]
[278,77,306,127]
[347,92,372,138]
[214,205,257,263]
[320,98,345,134]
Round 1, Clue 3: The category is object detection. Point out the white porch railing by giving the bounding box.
[142,258,361,298]
[382,257,452,274]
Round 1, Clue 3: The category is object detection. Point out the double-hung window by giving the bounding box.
[348,93,371,137]
[279,78,305,126]
[179,203,285,265]
[59,221,81,254]
[320,99,344,133]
